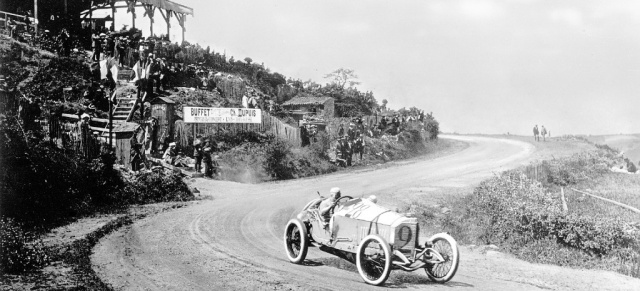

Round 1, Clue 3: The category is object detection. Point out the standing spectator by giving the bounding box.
[338,123,345,137]
[345,138,354,166]
[133,53,150,115]
[354,134,365,161]
[392,115,400,134]
[379,116,387,131]
[347,123,356,142]
[130,143,143,171]
[540,126,547,142]
[203,147,213,177]
[356,116,364,133]
[242,94,249,108]
[533,125,539,141]
[57,29,71,57]
[335,136,347,167]
[24,10,34,34]
[160,58,170,90]
[193,135,204,173]
[116,37,126,66]
[248,95,257,109]
[148,56,162,94]
[92,33,103,61]
[106,35,115,57]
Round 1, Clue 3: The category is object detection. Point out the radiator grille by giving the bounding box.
[394,224,417,250]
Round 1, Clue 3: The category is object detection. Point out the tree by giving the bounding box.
[244,57,253,65]
[324,68,360,89]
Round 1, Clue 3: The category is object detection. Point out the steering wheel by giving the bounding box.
[332,196,353,210]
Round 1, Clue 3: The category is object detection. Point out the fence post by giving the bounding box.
[560,187,568,213]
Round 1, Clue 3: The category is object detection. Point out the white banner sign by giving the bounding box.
[183,107,262,124]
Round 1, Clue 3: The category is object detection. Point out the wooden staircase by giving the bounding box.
[112,94,139,123]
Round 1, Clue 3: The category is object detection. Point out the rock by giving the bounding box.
[192,187,200,194]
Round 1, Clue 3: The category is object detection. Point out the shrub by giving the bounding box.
[0,118,128,226]
[0,218,49,273]
[22,57,91,101]
[123,171,194,204]
[263,139,296,179]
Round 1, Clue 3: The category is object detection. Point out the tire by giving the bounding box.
[283,219,308,264]
[424,233,459,283]
[356,234,392,286]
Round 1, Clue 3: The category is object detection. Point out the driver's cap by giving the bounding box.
[330,187,341,197]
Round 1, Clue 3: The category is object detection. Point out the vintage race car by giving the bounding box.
[284,194,459,286]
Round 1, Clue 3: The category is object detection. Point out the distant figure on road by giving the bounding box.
[540,126,548,141]
[533,125,539,141]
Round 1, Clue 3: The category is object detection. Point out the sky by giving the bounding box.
[105,0,640,135]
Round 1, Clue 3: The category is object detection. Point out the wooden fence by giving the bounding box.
[41,114,103,160]
[189,111,301,145]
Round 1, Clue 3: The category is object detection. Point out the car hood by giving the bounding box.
[334,198,414,227]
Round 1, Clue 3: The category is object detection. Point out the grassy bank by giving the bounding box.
[409,146,640,278]
[216,128,447,183]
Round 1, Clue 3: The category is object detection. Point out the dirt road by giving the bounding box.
[92,135,640,290]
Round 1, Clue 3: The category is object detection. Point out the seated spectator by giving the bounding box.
[163,142,177,165]
[174,151,190,167]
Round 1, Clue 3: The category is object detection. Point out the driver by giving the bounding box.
[319,187,342,224]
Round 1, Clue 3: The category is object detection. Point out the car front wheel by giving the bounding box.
[283,219,308,264]
[356,234,392,286]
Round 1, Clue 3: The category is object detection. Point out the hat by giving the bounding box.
[213,155,220,159]
[330,187,341,197]
[87,104,96,111]
[204,147,211,152]
[169,142,176,147]
[100,33,106,37]
[81,113,91,119]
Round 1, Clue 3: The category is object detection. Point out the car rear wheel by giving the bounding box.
[284,219,308,264]
[424,233,459,283]
[356,234,392,286]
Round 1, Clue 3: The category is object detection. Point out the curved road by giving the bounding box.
[92,135,640,290]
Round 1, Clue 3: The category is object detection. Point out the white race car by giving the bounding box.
[284,194,459,286]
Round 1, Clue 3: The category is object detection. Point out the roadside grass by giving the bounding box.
[409,146,640,279]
